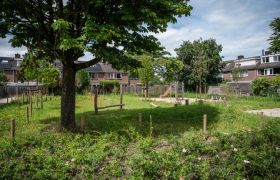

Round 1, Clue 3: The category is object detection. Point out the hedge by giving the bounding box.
[99,80,120,86]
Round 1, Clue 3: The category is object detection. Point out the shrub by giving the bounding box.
[222,79,232,84]
[99,80,119,87]
[251,76,271,96]
[272,75,280,89]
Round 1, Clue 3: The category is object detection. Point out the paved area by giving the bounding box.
[0,98,12,105]
[244,108,280,117]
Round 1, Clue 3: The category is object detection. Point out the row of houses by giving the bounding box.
[221,50,280,81]
[0,54,142,87]
[1,50,280,87]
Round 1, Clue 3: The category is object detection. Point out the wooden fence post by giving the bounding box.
[94,88,98,115]
[30,92,32,117]
[204,114,207,134]
[18,95,20,109]
[199,100,203,105]
[22,93,24,104]
[205,85,206,101]
[81,113,84,131]
[120,85,123,110]
[11,118,15,139]
[26,107,29,124]
[7,95,8,103]
[260,112,263,129]
[185,99,189,106]
[139,113,142,134]
[40,90,43,110]
[254,93,255,100]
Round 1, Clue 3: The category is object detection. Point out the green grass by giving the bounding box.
[0,93,280,179]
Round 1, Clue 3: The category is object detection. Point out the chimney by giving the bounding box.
[15,53,20,58]
[237,55,244,60]
[262,49,264,56]
[265,51,272,55]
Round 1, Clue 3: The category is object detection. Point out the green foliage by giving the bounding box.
[272,75,280,88]
[154,57,184,81]
[252,76,271,96]
[0,73,8,87]
[41,65,60,89]
[268,17,280,53]
[76,69,91,94]
[136,54,155,86]
[17,50,49,83]
[222,79,232,84]
[231,66,243,82]
[175,38,225,90]
[100,80,119,87]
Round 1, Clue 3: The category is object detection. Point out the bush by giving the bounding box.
[272,75,280,89]
[252,76,271,96]
[222,79,232,84]
[99,80,119,87]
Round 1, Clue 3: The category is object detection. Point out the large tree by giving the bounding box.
[0,0,192,128]
[175,38,225,91]
[268,17,280,53]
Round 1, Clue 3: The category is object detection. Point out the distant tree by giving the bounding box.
[76,69,91,94]
[268,17,280,53]
[175,38,225,91]
[135,54,154,96]
[252,76,271,96]
[272,75,280,89]
[41,65,60,95]
[231,66,244,82]
[0,73,8,87]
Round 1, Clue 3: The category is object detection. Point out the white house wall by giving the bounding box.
[235,60,256,66]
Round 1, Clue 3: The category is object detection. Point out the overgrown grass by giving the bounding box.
[0,93,280,179]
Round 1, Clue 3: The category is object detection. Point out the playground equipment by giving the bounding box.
[94,85,125,115]
[159,86,171,98]
[150,103,160,108]
[166,81,184,100]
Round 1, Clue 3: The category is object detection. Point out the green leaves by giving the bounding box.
[268,17,280,53]
[41,65,60,89]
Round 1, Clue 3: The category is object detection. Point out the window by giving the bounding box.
[274,56,278,62]
[89,72,97,78]
[0,71,3,74]
[17,60,22,66]
[243,70,248,77]
[218,72,223,78]
[109,73,121,79]
[263,68,273,75]
[235,63,241,67]
[1,60,8,63]
[265,57,269,63]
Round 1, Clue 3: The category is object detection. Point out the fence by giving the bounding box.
[0,86,49,98]
[123,86,169,94]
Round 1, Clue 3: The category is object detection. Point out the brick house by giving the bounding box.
[222,51,280,82]
[1,53,142,86]
[0,53,22,83]
[54,60,142,87]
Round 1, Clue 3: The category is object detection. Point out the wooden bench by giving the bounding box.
[150,103,160,108]
[97,104,125,109]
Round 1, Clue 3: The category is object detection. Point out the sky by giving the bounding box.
[0,0,279,62]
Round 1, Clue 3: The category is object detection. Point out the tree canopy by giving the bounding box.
[268,17,280,53]
[175,38,225,90]
[0,0,193,128]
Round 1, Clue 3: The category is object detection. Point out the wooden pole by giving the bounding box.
[139,113,142,134]
[30,91,32,117]
[254,93,255,100]
[26,107,29,124]
[120,85,123,110]
[212,100,215,107]
[196,84,198,101]
[11,118,15,139]
[203,114,207,134]
[205,85,206,101]
[260,112,263,129]
[40,90,43,110]
[22,93,24,104]
[7,95,8,103]
[18,95,20,109]
[94,88,98,115]
[81,113,84,131]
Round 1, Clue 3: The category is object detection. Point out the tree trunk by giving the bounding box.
[61,65,76,128]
